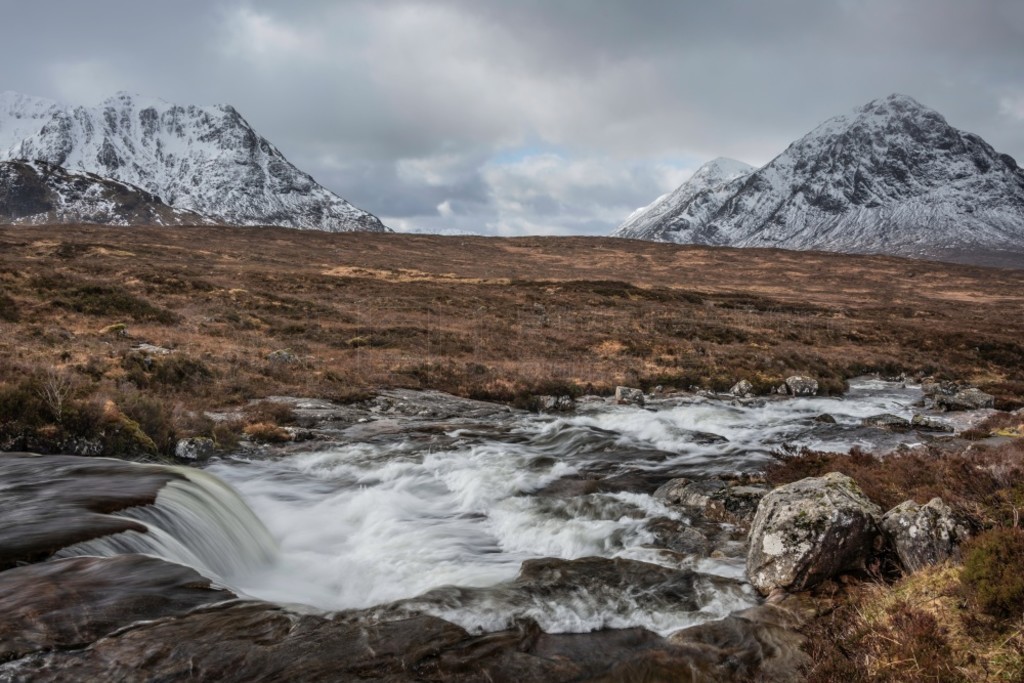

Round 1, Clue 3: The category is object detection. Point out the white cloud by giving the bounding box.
[48,60,126,105]
[999,91,1024,121]
[220,7,322,65]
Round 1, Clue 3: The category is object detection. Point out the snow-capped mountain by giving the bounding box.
[615,95,1024,260]
[618,157,754,240]
[0,159,211,226]
[0,91,388,232]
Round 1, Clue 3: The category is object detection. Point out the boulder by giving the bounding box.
[266,349,299,365]
[783,376,818,397]
[174,437,217,462]
[910,414,955,433]
[861,413,911,432]
[880,498,972,572]
[538,395,575,413]
[729,380,754,397]
[614,386,645,406]
[935,388,995,411]
[921,379,959,396]
[746,472,882,594]
[655,478,768,525]
[813,414,837,424]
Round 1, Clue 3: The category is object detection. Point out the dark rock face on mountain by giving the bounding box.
[0,160,210,226]
[616,95,1024,263]
[0,91,388,232]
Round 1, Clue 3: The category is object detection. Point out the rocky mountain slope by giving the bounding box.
[0,159,210,226]
[0,91,387,232]
[618,157,754,241]
[615,95,1024,261]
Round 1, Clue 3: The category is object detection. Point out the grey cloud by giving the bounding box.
[0,0,1021,235]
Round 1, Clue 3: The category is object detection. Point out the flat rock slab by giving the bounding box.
[0,453,182,568]
[0,554,234,661]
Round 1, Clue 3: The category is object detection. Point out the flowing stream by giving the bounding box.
[57,379,934,636]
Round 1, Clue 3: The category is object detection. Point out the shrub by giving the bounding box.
[961,527,1024,618]
[243,422,292,443]
[0,292,18,322]
[122,352,213,390]
[117,392,177,456]
[212,420,244,450]
[244,400,296,425]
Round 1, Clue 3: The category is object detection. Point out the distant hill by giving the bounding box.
[0,91,388,232]
[616,94,1024,265]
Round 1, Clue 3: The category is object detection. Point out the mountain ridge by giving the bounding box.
[0,91,388,232]
[0,159,213,226]
[615,94,1024,261]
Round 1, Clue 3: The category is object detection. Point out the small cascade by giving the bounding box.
[55,466,280,586]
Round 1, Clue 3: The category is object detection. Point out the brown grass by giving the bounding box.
[766,440,1024,527]
[1,224,1024,455]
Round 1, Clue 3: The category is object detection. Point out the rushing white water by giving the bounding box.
[57,379,937,636]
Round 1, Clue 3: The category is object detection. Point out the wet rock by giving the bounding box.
[538,394,575,412]
[669,598,812,683]
[0,555,234,661]
[783,376,818,396]
[861,413,912,432]
[174,436,216,462]
[814,413,837,424]
[729,379,754,397]
[921,379,959,396]
[881,498,973,572]
[935,388,995,411]
[746,472,882,594]
[0,453,181,569]
[614,386,645,406]
[646,517,712,556]
[911,414,955,433]
[383,556,744,634]
[655,478,768,524]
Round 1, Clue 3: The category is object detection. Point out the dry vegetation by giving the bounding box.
[3,224,1024,677]
[769,441,1024,681]
[1,224,1024,458]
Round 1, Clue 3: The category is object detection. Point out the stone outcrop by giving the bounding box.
[655,478,768,525]
[729,379,754,397]
[861,413,912,432]
[935,388,995,411]
[910,414,955,432]
[614,386,645,406]
[746,473,882,594]
[174,436,216,462]
[783,376,818,397]
[881,498,973,572]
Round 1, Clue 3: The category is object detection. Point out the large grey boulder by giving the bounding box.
[910,414,954,433]
[729,380,754,397]
[746,473,882,594]
[880,498,972,572]
[174,437,216,462]
[614,386,645,406]
[783,376,818,397]
[935,388,995,411]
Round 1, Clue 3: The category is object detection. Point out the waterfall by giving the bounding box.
[54,466,280,586]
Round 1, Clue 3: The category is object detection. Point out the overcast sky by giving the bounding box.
[1,0,1022,235]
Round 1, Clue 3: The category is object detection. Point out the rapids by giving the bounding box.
[54,379,934,637]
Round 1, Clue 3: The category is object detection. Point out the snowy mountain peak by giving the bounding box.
[615,94,1024,261]
[690,157,755,185]
[0,91,388,232]
[617,157,753,239]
